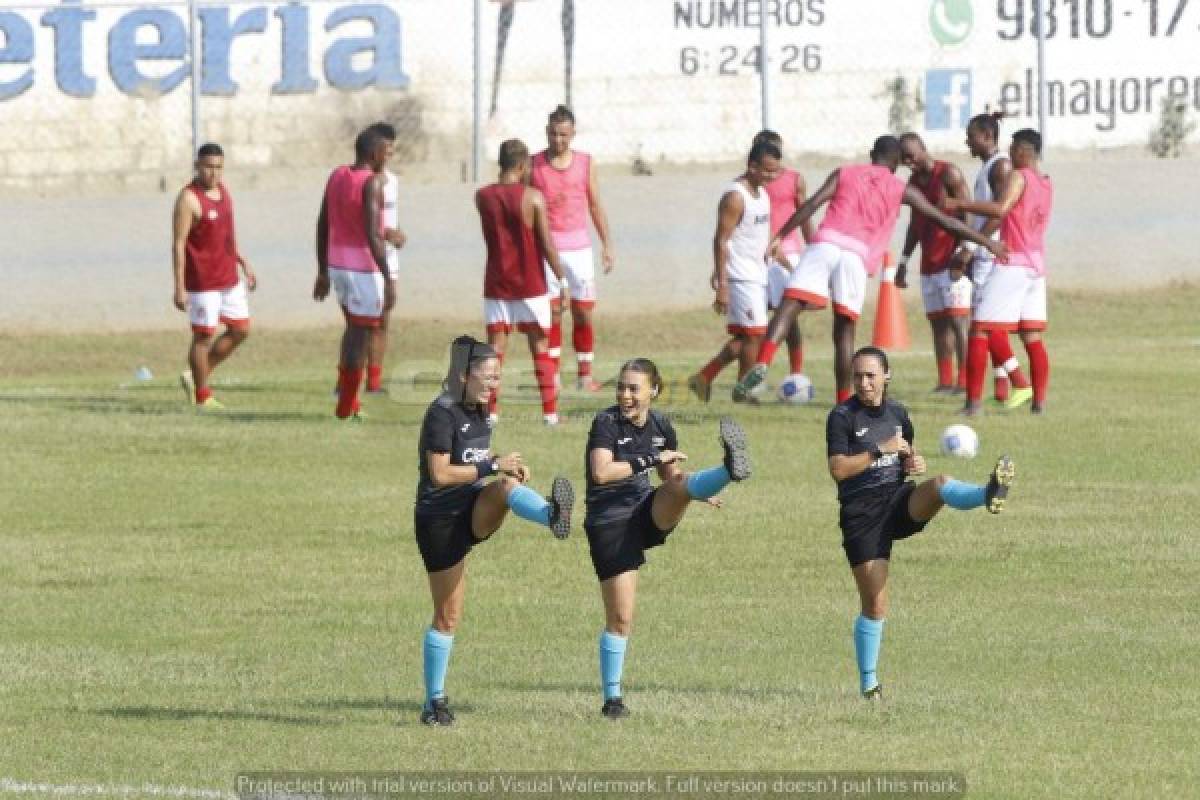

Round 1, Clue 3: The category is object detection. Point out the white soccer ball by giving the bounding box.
[777,373,814,404]
[940,424,979,459]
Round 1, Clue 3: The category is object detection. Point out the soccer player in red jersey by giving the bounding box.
[314,126,396,419]
[945,129,1053,415]
[476,139,567,425]
[172,143,256,410]
[896,133,973,394]
[530,106,615,391]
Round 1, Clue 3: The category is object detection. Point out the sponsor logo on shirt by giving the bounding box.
[855,427,870,437]
[652,436,666,448]
[617,437,633,445]
[461,447,491,463]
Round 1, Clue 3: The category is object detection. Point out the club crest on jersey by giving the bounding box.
[207,210,218,220]
[652,436,666,448]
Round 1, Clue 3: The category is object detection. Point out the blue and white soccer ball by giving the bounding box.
[940,424,979,459]
[777,373,814,404]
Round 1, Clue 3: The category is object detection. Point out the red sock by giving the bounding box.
[534,352,558,415]
[548,319,562,370]
[366,365,383,392]
[992,365,1010,402]
[836,388,852,403]
[195,386,212,404]
[700,355,727,383]
[573,323,594,379]
[956,363,968,390]
[757,340,779,367]
[336,366,363,418]
[788,343,804,374]
[1025,339,1049,406]
[937,358,954,387]
[966,335,990,403]
[989,330,1030,388]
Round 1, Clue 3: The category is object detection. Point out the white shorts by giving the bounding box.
[545,247,597,306]
[188,281,250,334]
[330,267,385,327]
[784,241,867,320]
[726,280,768,336]
[921,271,972,320]
[485,295,553,334]
[973,266,1047,333]
[969,253,997,315]
[767,253,800,310]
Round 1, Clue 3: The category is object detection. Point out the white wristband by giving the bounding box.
[961,241,979,254]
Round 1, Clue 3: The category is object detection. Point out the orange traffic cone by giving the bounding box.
[872,252,911,351]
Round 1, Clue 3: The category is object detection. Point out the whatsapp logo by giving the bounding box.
[930,0,974,46]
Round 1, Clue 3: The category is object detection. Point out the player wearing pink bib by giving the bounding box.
[687,139,780,403]
[946,129,1053,415]
[530,105,614,392]
[734,136,1007,405]
[314,126,396,419]
[171,143,257,411]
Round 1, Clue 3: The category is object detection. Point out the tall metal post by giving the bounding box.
[1036,0,1047,154]
[189,0,201,157]
[471,0,484,182]
[759,0,771,131]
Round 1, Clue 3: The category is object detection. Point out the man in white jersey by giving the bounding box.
[364,123,407,394]
[689,139,780,402]
[530,105,615,392]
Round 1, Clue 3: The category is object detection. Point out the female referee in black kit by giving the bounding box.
[584,357,752,719]
[414,335,574,726]
[827,345,1014,702]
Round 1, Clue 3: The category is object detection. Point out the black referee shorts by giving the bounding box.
[839,481,928,567]
[584,490,677,582]
[414,487,485,573]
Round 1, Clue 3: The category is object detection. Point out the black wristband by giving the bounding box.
[476,458,498,480]
[624,452,663,472]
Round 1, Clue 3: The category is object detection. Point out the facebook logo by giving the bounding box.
[925,69,972,130]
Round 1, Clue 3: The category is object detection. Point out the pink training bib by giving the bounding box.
[326,165,377,273]
[813,164,906,275]
[531,150,591,252]
[1000,167,1053,276]
[765,168,804,256]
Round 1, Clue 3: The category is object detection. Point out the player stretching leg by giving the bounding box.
[585,359,751,718]
[365,123,407,394]
[172,143,257,411]
[415,336,574,726]
[734,136,1006,404]
[314,126,396,419]
[946,129,1053,415]
[828,346,1014,700]
[895,133,972,394]
[531,105,615,391]
[476,139,567,425]
[688,139,780,402]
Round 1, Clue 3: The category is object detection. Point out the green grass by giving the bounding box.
[0,287,1197,799]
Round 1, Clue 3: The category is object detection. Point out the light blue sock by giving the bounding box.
[853,615,885,693]
[939,478,987,510]
[599,630,627,701]
[507,484,551,526]
[685,465,731,500]
[423,627,455,708]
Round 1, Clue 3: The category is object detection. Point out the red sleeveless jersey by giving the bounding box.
[477,183,547,300]
[909,161,958,275]
[184,182,238,291]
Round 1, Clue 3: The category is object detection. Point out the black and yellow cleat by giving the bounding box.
[719,416,752,482]
[985,455,1015,514]
[601,697,630,720]
[548,476,574,540]
[862,684,884,702]
[420,696,455,727]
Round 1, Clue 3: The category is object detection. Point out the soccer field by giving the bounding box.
[0,287,1196,799]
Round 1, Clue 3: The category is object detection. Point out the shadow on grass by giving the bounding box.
[297,696,478,717]
[0,393,335,423]
[480,679,816,701]
[92,705,330,727]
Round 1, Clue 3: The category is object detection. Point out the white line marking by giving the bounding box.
[0,778,233,800]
